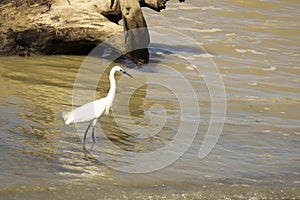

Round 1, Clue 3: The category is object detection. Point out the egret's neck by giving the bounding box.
[107,70,116,100]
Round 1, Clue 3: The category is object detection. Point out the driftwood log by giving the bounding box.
[0,0,185,65]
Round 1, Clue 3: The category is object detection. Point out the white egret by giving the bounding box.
[62,66,133,149]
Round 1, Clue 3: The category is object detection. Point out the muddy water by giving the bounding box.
[1,0,300,199]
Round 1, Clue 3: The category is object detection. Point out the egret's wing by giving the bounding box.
[63,98,106,125]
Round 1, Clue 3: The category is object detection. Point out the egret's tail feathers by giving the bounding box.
[61,111,74,125]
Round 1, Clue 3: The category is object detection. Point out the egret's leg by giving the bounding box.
[83,121,92,148]
[91,119,97,143]
[91,126,96,143]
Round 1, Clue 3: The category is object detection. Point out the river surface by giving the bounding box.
[0,0,300,199]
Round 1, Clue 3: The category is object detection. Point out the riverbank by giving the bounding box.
[1,182,299,200]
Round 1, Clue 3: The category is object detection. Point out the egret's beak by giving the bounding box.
[123,71,133,78]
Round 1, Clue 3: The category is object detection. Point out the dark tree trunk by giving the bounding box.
[120,0,150,65]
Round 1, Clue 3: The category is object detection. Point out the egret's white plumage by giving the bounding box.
[62,65,133,149]
[62,98,106,124]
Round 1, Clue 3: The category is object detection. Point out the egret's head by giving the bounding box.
[112,65,124,72]
[112,65,133,78]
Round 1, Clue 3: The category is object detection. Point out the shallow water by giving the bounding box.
[1,0,300,199]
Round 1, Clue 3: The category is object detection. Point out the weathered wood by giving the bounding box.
[0,0,186,65]
[141,0,185,12]
[0,0,123,56]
